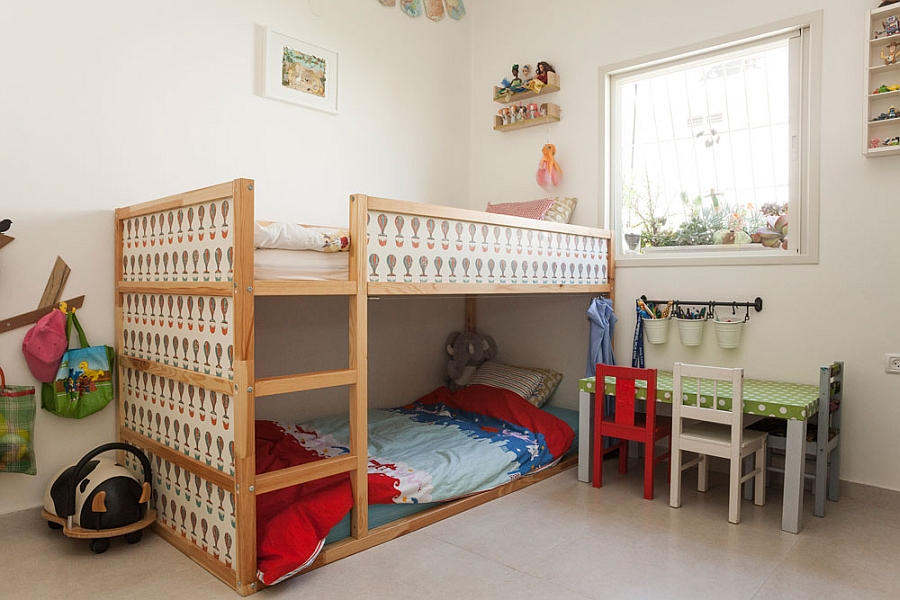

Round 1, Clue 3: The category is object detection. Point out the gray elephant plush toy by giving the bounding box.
[445,331,498,391]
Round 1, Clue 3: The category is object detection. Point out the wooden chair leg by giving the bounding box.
[728,458,742,524]
[592,433,604,489]
[742,455,754,501]
[618,439,628,474]
[643,440,654,500]
[754,445,766,507]
[828,446,841,502]
[697,455,709,493]
[669,448,682,508]
[814,448,827,518]
[666,435,672,483]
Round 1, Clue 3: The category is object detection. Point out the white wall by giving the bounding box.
[0,0,472,513]
[471,0,900,491]
[4,0,899,518]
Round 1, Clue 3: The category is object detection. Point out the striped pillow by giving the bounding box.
[485,198,556,220]
[471,362,545,400]
[513,366,564,408]
[542,196,578,223]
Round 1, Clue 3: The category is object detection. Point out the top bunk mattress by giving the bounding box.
[254,248,349,281]
[253,221,350,281]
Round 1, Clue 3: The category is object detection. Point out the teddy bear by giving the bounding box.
[445,331,498,391]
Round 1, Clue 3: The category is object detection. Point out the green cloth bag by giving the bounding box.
[41,310,116,419]
[0,367,37,475]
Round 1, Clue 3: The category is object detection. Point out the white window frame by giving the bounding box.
[600,12,822,267]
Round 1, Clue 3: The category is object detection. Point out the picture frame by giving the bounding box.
[264,28,338,114]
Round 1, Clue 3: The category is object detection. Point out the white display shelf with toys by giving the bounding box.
[865,2,900,156]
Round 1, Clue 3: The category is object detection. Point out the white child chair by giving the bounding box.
[669,363,768,524]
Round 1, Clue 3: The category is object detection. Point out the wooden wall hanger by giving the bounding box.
[0,256,85,334]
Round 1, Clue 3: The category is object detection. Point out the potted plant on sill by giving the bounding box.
[751,202,789,250]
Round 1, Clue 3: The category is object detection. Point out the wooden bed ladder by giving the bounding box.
[250,193,370,543]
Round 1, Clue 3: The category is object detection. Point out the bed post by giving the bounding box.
[465,296,477,332]
[231,179,258,595]
[348,194,369,538]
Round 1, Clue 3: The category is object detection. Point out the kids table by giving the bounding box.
[578,371,819,533]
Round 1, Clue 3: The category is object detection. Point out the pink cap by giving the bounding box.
[22,309,68,382]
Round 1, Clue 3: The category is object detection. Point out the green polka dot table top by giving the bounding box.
[579,371,818,421]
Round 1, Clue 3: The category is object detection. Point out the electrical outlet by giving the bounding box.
[885,353,900,374]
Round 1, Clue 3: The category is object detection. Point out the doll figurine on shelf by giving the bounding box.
[535,61,556,84]
[495,64,527,101]
[520,64,533,85]
[882,41,899,65]
[506,64,523,90]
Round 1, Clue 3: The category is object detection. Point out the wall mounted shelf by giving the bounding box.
[493,71,560,104]
[493,103,560,132]
[864,3,900,156]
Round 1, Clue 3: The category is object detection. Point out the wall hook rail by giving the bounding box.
[0,256,85,334]
[640,295,763,322]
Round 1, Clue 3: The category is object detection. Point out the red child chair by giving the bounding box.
[592,364,671,500]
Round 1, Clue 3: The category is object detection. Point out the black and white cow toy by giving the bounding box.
[43,442,152,553]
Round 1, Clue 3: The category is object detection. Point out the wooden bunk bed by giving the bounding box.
[114,178,614,595]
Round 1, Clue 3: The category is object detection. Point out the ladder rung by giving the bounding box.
[253,280,357,296]
[255,455,358,494]
[255,369,357,397]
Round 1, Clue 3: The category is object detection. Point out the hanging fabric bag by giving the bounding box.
[22,305,68,382]
[41,309,116,419]
[0,367,37,474]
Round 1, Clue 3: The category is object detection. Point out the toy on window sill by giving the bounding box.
[536,143,562,190]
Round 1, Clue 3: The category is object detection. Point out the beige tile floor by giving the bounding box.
[2,461,898,600]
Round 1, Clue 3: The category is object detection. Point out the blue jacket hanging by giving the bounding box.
[586,297,616,376]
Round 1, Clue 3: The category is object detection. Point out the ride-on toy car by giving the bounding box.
[42,442,155,553]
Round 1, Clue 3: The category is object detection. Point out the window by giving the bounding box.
[603,14,821,265]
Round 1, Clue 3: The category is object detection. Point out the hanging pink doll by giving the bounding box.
[536,143,562,190]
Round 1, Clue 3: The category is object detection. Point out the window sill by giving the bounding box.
[616,244,817,267]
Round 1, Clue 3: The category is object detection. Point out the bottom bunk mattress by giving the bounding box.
[254,384,575,585]
[321,404,579,544]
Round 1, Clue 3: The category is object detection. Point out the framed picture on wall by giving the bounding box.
[264,28,338,114]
